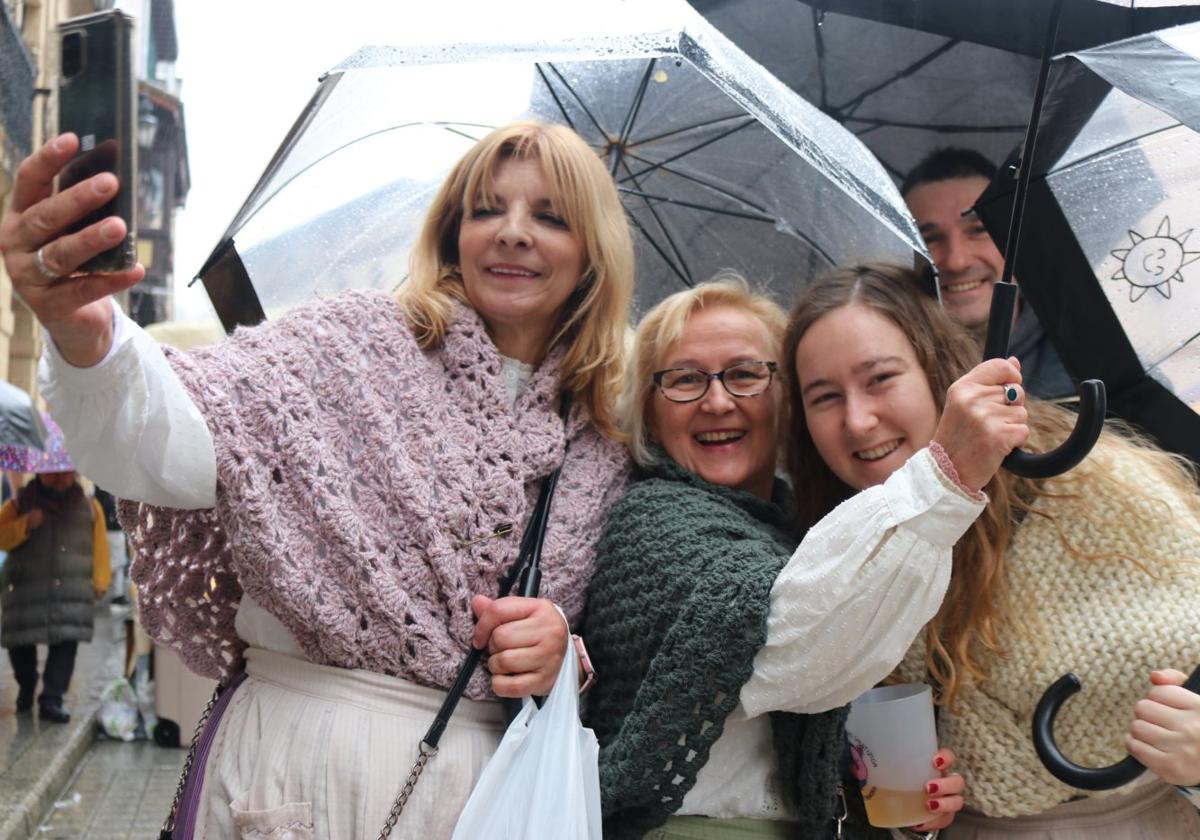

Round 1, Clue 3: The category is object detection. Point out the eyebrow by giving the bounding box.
[801,356,906,396]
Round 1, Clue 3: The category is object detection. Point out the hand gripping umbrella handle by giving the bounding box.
[983,283,1106,479]
[1033,666,1200,790]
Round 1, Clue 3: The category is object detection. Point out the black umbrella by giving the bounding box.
[690,0,1039,182]
[967,13,1200,790]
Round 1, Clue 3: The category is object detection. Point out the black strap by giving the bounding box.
[421,392,573,748]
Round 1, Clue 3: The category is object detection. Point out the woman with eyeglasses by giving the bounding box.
[583,276,1030,840]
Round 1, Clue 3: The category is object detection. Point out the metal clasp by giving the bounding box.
[458,523,513,548]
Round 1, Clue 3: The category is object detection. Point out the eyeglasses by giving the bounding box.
[653,361,778,403]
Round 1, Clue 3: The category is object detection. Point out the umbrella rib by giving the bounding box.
[1145,331,1200,375]
[833,40,962,119]
[614,155,695,285]
[623,151,772,215]
[542,62,610,140]
[1050,123,1182,178]
[626,207,695,288]
[844,116,1026,133]
[812,6,830,112]
[621,118,758,182]
[613,60,657,174]
[617,187,775,223]
[626,114,752,149]
[534,64,577,132]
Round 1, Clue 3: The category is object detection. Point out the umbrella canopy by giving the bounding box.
[975,21,1200,466]
[195,0,928,326]
[0,413,74,473]
[0,381,47,453]
[690,0,1040,181]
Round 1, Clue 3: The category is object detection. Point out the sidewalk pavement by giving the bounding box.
[0,604,183,840]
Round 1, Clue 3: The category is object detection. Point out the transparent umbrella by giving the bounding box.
[194,0,928,327]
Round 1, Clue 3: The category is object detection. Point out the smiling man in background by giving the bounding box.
[902,148,1074,399]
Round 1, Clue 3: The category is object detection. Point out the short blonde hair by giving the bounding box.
[396,121,635,439]
[624,274,787,465]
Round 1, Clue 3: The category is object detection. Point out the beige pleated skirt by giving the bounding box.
[194,647,506,840]
[942,780,1200,840]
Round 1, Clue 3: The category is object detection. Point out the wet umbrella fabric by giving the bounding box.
[195,0,927,327]
[0,414,74,474]
[691,0,1039,181]
[975,21,1200,467]
[0,381,47,454]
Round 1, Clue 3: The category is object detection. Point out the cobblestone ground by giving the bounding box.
[34,740,185,839]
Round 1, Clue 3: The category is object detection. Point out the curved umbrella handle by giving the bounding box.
[982,283,1106,479]
[1002,380,1106,478]
[1033,666,1200,790]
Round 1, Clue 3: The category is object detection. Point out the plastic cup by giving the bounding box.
[844,683,938,828]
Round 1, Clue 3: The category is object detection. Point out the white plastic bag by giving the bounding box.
[451,615,602,840]
[97,677,139,741]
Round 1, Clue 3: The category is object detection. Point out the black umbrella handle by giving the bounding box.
[983,284,1107,478]
[1033,666,1200,790]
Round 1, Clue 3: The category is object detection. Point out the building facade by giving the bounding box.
[0,0,187,401]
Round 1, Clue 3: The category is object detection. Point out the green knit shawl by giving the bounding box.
[583,452,851,839]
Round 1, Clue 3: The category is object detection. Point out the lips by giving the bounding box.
[942,279,982,294]
[487,263,539,278]
[854,439,902,461]
[695,430,746,446]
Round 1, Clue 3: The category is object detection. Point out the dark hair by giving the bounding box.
[901,147,999,197]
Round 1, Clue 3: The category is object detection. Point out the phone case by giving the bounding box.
[57,10,137,273]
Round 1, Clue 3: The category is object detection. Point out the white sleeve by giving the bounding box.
[740,448,986,717]
[1178,786,1200,811]
[38,303,218,509]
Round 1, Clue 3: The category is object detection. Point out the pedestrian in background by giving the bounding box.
[0,465,110,723]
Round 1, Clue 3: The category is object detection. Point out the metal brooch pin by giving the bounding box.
[458,523,514,548]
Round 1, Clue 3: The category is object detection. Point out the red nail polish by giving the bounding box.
[926,781,939,794]
[934,756,946,769]
[927,799,940,811]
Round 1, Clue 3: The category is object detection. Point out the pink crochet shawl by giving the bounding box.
[120,290,629,698]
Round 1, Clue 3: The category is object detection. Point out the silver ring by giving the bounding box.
[1003,384,1020,405]
[34,247,60,281]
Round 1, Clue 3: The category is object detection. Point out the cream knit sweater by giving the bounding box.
[893,441,1200,817]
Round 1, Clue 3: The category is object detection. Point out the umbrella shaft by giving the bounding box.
[998,0,1064,293]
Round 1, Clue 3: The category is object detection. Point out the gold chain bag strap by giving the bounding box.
[378,394,571,837]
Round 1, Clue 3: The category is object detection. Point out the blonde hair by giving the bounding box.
[396,121,634,439]
[624,274,787,466]
[783,263,1200,710]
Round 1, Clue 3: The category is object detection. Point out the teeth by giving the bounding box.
[855,440,901,461]
[943,280,982,293]
[696,430,744,443]
[490,267,537,277]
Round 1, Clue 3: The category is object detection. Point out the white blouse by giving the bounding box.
[40,305,983,822]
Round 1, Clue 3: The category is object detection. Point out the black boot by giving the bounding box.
[38,701,70,724]
[15,686,34,714]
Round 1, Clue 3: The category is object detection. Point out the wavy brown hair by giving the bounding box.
[782,263,1200,709]
[397,121,634,440]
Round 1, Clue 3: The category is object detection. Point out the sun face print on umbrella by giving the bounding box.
[194,0,927,328]
[1110,217,1199,302]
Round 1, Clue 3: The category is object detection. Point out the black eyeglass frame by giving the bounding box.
[652,360,779,404]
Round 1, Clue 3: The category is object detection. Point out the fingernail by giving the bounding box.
[92,174,116,195]
[52,135,71,152]
[934,756,946,769]
[927,799,940,811]
[926,781,939,794]
[100,219,123,240]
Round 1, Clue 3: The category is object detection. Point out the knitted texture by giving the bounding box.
[892,441,1200,817]
[118,291,629,697]
[584,451,849,839]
